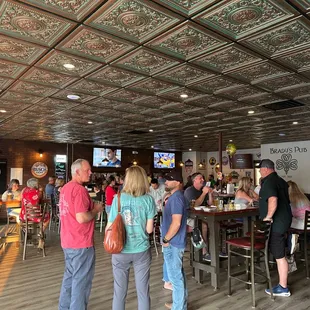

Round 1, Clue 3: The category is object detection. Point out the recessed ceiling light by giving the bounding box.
[293,121,298,125]
[229,139,233,142]
[248,110,255,114]
[149,129,153,132]
[279,133,286,136]
[67,94,80,100]
[180,94,188,99]
[194,135,198,138]
[87,121,93,124]
[63,63,75,69]
[189,148,192,151]
[102,141,105,144]
[0,109,7,113]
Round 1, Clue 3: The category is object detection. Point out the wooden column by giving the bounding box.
[219,132,222,192]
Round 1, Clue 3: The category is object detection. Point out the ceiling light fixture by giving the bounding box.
[293,121,298,125]
[279,133,286,136]
[63,63,75,69]
[132,159,138,166]
[0,109,7,113]
[229,139,233,142]
[248,110,255,114]
[149,129,153,132]
[189,148,192,151]
[194,135,198,138]
[102,141,105,144]
[180,94,188,99]
[67,94,80,100]
[179,161,184,167]
[151,145,154,148]
[87,121,93,124]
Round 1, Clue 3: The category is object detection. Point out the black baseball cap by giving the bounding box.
[259,159,275,169]
[165,171,183,183]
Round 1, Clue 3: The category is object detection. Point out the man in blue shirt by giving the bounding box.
[162,171,187,310]
[45,176,55,199]
[106,149,121,167]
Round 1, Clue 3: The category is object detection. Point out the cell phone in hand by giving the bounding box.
[205,182,211,187]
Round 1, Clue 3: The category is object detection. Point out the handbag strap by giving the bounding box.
[117,192,121,213]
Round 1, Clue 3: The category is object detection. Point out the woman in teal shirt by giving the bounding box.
[107,165,156,310]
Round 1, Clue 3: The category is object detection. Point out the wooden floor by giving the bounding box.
[0,226,310,310]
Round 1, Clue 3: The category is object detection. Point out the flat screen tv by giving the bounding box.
[93,148,122,168]
[154,152,175,169]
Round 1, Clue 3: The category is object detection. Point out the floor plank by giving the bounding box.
[0,228,309,310]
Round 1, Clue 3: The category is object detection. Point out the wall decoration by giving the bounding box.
[222,156,229,166]
[276,154,298,175]
[185,159,193,174]
[209,157,216,165]
[31,162,48,178]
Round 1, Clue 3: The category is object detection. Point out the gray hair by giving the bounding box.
[27,178,39,189]
[71,159,87,176]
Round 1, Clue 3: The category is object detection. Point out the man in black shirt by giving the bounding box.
[259,159,292,297]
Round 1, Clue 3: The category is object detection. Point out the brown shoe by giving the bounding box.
[165,302,172,309]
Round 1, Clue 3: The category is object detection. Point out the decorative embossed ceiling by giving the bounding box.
[1,0,310,151]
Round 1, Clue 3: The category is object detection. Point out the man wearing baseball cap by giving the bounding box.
[161,171,188,309]
[259,159,292,297]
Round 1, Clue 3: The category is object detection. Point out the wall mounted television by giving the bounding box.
[93,148,122,168]
[154,152,175,169]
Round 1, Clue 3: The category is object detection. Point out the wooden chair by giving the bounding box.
[226,220,273,308]
[20,202,47,260]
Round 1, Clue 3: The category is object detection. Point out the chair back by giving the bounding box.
[250,220,272,253]
[304,211,310,243]
[24,202,43,224]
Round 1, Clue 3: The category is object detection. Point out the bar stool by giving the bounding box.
[226,220,273,308]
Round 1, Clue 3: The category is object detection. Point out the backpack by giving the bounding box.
[104,193,126,254]
[191,227,206,250]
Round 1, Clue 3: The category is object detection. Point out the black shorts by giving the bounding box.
[269,232,286,259]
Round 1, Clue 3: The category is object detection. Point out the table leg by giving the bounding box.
[209,219,220,290]
[194,219,203,283]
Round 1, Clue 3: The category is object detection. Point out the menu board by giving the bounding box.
[232,154,253,169]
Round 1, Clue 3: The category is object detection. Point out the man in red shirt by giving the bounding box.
[59,159,103,310]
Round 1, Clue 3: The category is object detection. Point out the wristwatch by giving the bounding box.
[163,237,170,244]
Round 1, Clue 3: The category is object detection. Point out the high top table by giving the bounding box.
[189,206,259,289]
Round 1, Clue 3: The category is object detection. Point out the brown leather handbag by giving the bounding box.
[104,192,126,254]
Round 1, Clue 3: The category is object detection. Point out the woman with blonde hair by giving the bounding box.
[106,165,156,310]
[287,180,310,230]
[235,177,258,205]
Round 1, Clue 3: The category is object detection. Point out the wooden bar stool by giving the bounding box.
[226,220,274,308]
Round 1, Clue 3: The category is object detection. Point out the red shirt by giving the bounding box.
[105,185,116,206]
[59,181,94,249]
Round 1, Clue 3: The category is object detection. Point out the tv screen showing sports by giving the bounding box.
[93,148,122,168]
[154,152,175,169]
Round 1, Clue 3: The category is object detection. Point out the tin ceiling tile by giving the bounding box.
[58,26,137,63]
[21,67,78,87]
[194,0,297,40]
[227,60,291,83]
[85,0,183,44]
[87,65,146,87]
[0,59,28,78]
[255,74,310,91]
[9,80,58,96]
[152,0,218,17]
[127,78,178,95]
[1,90,42,103]
[0,34,47,65]
[241,17,310,57]
[289,0,310,14]
[155,63,215,86]
[51,89,97,103]
[276,84,310,98]
[19,0,105,21]
[190,43,262,73]
[36,50,102,77]
[191,76,244,93]
[0,0,76,47]
[112,47,181,75]
[274,46,310,72]
[103,89,149,103]
[0,76,14,90]
[67,79,118,96]
[146,21,228,61]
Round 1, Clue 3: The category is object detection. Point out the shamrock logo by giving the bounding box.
[276,154,298,175]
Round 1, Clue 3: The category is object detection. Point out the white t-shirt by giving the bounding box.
[254,185,261,195]
[149,184,166,211]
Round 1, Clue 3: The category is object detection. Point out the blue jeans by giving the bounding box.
[163,245,187,310]
[59,247,95,310]
[163,259,169,282]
